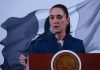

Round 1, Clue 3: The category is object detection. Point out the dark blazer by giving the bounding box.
[30,32,85,54]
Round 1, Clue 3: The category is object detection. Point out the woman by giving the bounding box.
[19,4,85,67]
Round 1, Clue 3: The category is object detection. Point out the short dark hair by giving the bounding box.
[50,4,70,35]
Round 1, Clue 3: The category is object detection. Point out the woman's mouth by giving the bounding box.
[53,26,60,29]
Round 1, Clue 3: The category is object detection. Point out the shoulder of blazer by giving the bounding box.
[67,35,83,43]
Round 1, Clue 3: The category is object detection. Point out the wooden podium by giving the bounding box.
[29,54,100,70]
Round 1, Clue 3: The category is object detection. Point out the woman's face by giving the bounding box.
[49,7,69,34]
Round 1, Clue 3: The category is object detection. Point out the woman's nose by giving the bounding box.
[53,18,58,24]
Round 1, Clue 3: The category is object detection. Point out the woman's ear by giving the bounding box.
[66,17,70,25]
[67,17,70,24]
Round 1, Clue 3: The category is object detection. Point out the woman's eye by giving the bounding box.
[57,15,62,20]
[50,16,54,20]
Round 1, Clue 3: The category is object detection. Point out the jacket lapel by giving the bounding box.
[46,34,60,53]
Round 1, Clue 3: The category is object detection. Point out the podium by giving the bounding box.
[29,54,100,70]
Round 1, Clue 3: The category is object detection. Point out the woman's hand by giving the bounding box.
[19,55,28,67]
